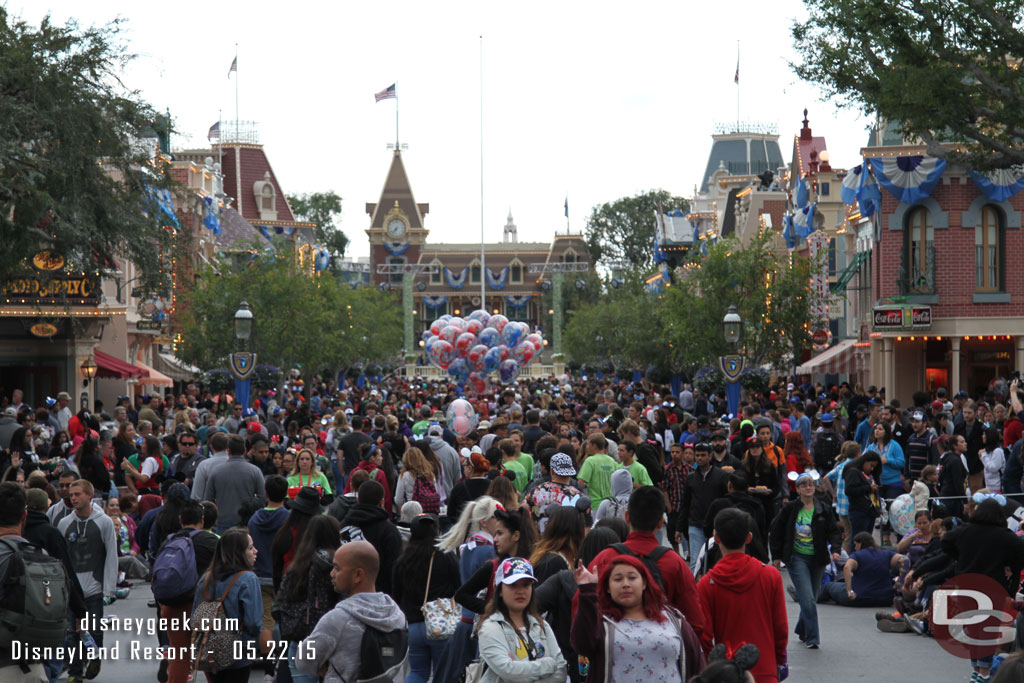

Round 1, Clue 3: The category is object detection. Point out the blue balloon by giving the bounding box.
[483,347,502,373]
[478,327,500,348]
[448,358,470,382]
[421,329,433,342]
[501,322,526,348]
[499,359,520,383]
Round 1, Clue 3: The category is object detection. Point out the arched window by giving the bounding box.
[904,207,933,293]
[976,206,1002,291]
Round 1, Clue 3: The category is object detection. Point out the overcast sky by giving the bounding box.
[20,1,870,259]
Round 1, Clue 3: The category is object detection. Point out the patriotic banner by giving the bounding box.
[375,83,396,102]
[793,203,816,238]
[794,176,810,209]
[504,294,532,308]
[207,121,220,141]
[867,155,946,205]
[315,249,330,272]
[969,167,1024,203]
[202,196,221,235]
[444,267,468,289]
[258,225,296,241]
[841,164,863,205]
[782,213,796,250]
[422,295,448,309]
[485,267,508,290]
[383,241,409,256]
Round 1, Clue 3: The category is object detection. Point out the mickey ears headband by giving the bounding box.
[973,491,1007,507]
[788,470,821,483]
[708,642,760,671]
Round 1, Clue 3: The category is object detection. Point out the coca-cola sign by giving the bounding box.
[872,305,932,330]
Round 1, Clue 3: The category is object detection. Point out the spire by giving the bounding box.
[503,210,518,243]
[365,149,428,230]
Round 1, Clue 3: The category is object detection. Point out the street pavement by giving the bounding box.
[81,573,968,682]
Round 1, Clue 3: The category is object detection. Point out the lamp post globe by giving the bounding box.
[234,301,253,341]
[722,305,743,347]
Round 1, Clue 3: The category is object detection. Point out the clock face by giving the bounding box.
[387,218,406,237]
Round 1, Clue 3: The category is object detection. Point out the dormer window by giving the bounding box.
[509,257,524,284]
[253,171,277,221]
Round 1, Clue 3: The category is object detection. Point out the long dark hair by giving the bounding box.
[849,451,882,474]
[9,427,30,455]
[494,507,537,559]
[478,558,545,633]
[528,506,585,567]
[579,526,620,566]
[202,528,253,595]
[870,421,892,446]
[282,515,340,602]
[271,507,316,566]
[394,515,443,594]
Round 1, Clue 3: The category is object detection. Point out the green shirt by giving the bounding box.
[794,507,815,556]
[287,472,334,495]
[577,453,622,507]
[502,459,529,494]
[515,453,535,483]
[624,460,653,487]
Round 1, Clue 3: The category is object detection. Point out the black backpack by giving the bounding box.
[609,543,671,591]
[339,624,408,683]
[0,537,69,652]
[813,432,842,473]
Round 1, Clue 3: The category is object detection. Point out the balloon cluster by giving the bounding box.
[445,398,478,437]
[422,309,544,392]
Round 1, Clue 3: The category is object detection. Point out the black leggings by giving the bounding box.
[209,666,252,683]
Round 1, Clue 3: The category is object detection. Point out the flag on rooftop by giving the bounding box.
[228,57,237,78]
[375,83,396,102]
[207,121,220,141]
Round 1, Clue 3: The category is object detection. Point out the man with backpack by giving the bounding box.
[810,413,842,474]
[56,479,117,683]
[152,499,217,683]
[340,481,402,596]
[587,485,713,654]
[0,482,71,682]
[298,540,408,682]
[248,474,290,667]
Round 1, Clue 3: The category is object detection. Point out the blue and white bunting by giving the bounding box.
[841,164,864,205]
[793,203,816,238]
[444,267,468,289]
[485,267,508,290]
[867,156,947,205]
[422,295,448,309]
[202,196,221,235]
[782,214,796,249]
[969,167,1024,203]
[257,226,296,241]
[857,168,881,218]
[315,249,330,272]
[794,177,810,209]
[504,294,531,308]
[383,241,410,256]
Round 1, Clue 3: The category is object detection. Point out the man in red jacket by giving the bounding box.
[698,508,788,683]
[588,485,713,653]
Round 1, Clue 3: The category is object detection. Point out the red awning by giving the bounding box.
[94,349,147,379]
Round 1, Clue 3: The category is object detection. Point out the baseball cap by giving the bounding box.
[550,453,577,477]
[911,411,925,421]
[2,407,15,417]
[494,557,536,587]
[786,383,795,391]
[819,413,834,423]
[867,386,877,393]
[710,430,728,440]
[745,435,762,447]
[956,391,969,399]
[26,489,49,513]
[427,423,444,437]
[931,400,944,413]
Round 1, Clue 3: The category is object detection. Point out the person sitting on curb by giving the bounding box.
[819,531,908,608]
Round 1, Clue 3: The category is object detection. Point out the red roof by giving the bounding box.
[218,144,297,223]
[792,109,830,177]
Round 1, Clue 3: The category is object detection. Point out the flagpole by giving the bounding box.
[234,44,239,140]
[395,80,400,148]
[479,35,486,304]
[735,40,740,133]
[217,109,223,169]
[565,195,569,234]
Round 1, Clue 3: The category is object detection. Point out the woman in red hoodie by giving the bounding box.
[697,507,788,683]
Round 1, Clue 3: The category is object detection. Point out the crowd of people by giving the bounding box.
[0,375,1023,682]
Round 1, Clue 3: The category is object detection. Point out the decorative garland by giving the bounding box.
[504,294,531,308]
[485,267,508,290]
[867,156,946,205]
[444,267,468,290]
[841,161,881,218]
[202,196,221,235]
[969,167,1024,203]
[383,241,410,256]
[793,203,816,239]
[782,214,796,250]
[794,176,810,209]
[422,295,448,309]
[257,225,296,241]
[143,184,180,228]
[315,249,330,272]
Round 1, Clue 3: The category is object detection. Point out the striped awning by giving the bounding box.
[796,339,859,375]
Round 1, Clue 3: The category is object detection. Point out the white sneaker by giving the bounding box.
[264,675,275,683]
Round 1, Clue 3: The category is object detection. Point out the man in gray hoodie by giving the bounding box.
[298,541,408,683]
[427,426,460,497]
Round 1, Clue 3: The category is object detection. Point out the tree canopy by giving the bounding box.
[0,10,172,285]
[585,189,688,270]
[175,257,401,386]
[289,191,348,261]
[793,0,1024,169]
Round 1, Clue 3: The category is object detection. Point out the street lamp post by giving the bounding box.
[229,301,257,414]
[719,305,747,417]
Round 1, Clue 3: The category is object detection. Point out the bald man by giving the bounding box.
[298,541,408,681]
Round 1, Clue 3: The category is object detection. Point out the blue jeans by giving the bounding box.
[67,594,104,676]
[288,641,317,683]
[822,580,893,607]
[407,621,449,683]
[788,552,825,646]
[331,458,346,494]
[848,508,874,541]
[687,526,706,574]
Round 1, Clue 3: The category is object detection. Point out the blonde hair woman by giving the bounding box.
[394,447,441,509]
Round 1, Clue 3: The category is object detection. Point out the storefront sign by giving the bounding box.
[29,322,58,338]
[136,320,161,331]
[31,251,65,272]
[811,329,832,351]
[872,305,932,330]
[2,275,99,304]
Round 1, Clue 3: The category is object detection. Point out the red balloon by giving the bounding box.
[465,319,483,336]
[455,332,477,357]
[496,344,510,362]
[430,320,444,336]
[467,344,488,371]
[526,333,543,352]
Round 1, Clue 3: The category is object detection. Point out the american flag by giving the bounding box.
[228,56,237,78]
[207,121,220,141]
[375,83,396,102]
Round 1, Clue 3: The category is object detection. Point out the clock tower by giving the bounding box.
[366,149,429,286]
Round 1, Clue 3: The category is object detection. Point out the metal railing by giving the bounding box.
[898,245,935,295]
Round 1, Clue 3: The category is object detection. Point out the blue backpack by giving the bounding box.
[152,529,200,601]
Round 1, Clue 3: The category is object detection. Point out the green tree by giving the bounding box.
[793,0,1024,170]
[661,230,815,373]
[585,190,688,270]
[175,256,400,392]
[0,11,173,285]
[289,191,348,260]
